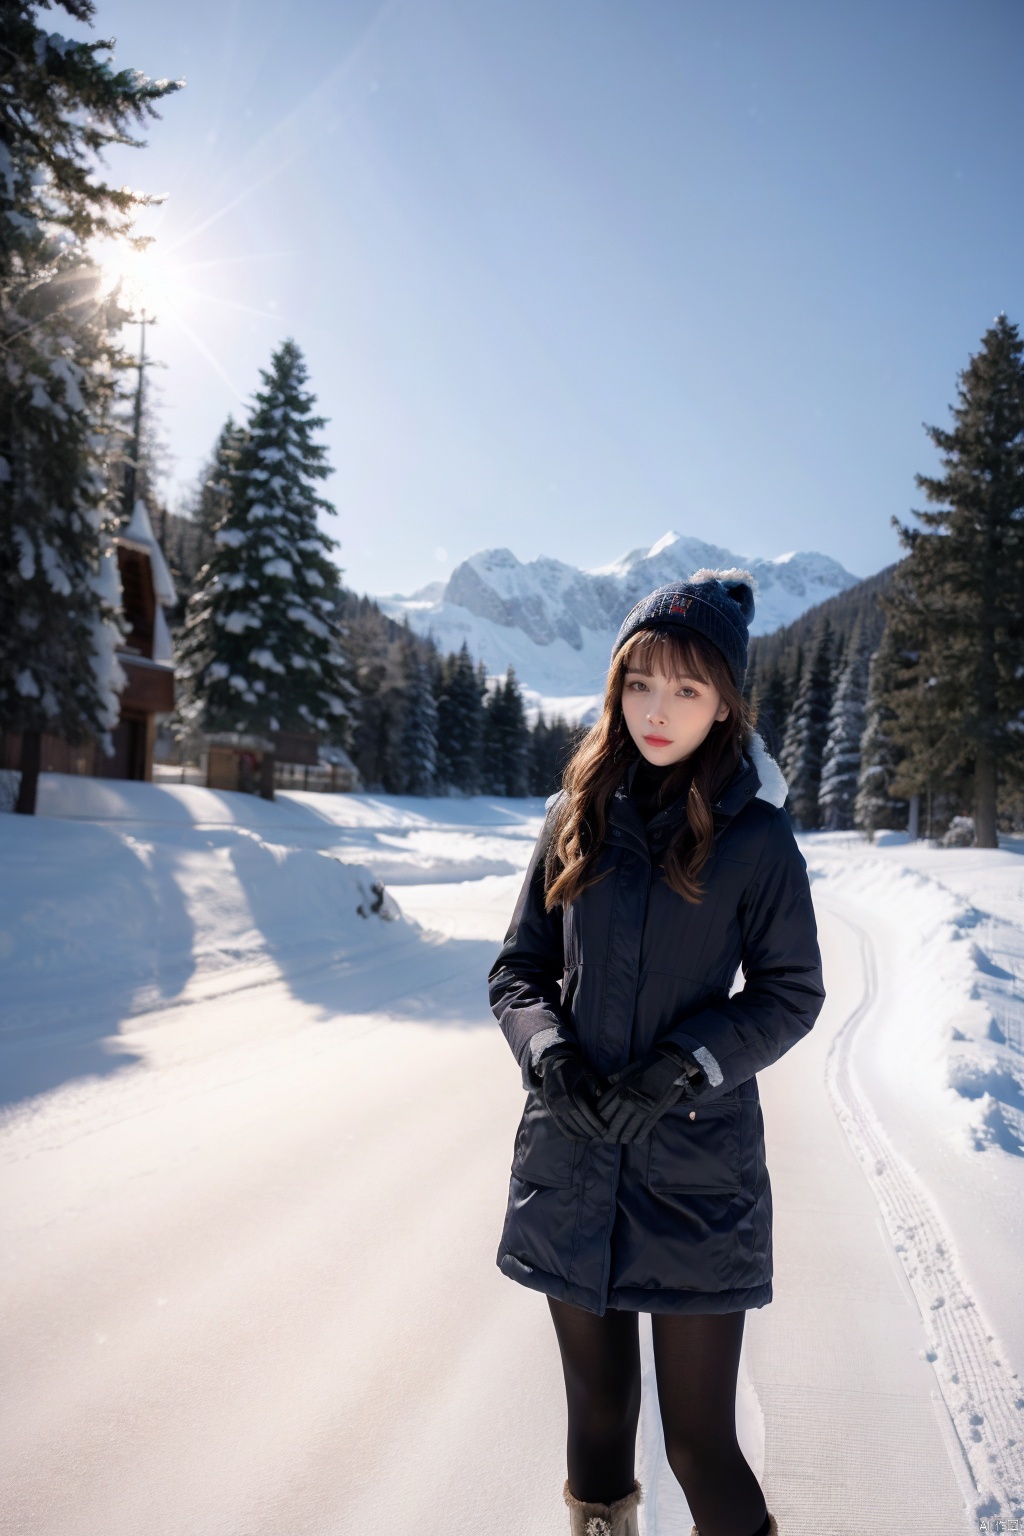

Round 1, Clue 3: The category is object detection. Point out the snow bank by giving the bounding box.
[0,805,405,1032]
[0,777,545,1036]
[805,832,1024,1519]
[807,834,1024,1158]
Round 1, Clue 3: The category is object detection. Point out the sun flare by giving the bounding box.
[98,240,180,320]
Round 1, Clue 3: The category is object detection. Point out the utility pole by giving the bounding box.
[121,310,150,522]
[907,792,920,840]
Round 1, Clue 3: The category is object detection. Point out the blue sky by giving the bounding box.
[94,0,1023,595]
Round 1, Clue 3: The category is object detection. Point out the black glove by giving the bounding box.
[537,1046,608,1141]
[596,1044,706,1144]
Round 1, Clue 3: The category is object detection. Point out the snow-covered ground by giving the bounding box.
[1,778,1022,1533]
[805,834,1024,1521]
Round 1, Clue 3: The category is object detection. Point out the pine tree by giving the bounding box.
[819,620,871,830]
[435,641,485,793]
[349,630,407,792]
[157,418,244,651]
[854,625,909,836]
[482,667,530,797]
[177,341,352,744]
[751,669,790,761]
[397,660,439,795]
[779,621,834,830]
[334,593,447,792]
[193,418,243,547]
[884,316,1024,847]
[173,416,243,603]
[529,713,578,797]
[0,2,180,811]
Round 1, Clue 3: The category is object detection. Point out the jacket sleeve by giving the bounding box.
[664,807,825,1099]
[489,799,575,1088]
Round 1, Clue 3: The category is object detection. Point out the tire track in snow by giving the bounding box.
[822,902,1024,1522]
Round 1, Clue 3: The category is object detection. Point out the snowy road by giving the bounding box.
[0,877,571,1535]
[744,903,973,1535]
[3,782,1018,1534]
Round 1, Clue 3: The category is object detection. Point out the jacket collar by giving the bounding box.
[606,732,787,853]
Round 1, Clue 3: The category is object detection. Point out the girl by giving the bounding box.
[489,571,825,1536]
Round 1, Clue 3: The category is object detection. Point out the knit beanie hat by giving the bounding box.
[611,567,756,688]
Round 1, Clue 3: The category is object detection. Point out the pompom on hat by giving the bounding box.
[611,567,756,688]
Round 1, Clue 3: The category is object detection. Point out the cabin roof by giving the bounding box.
[124,499,177,607]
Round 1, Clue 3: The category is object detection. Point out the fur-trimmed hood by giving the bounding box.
[544,729,789,815]
[749,731,788,809]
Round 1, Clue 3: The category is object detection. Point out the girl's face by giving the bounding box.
[621,661,730,766]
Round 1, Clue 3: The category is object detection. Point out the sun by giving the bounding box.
[97,240,180,321]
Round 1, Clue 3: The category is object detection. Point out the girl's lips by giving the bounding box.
[643,734,672,747]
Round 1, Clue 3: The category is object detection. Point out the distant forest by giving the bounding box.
[4,10,1018,845]
[160,491,577,800]
[151,319,1024,845]
[162,480,1019,839]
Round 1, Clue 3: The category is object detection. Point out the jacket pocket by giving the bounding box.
[512,1091,581,1188]
[646,1102,742,1193]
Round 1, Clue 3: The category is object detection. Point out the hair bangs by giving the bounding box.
[618,627,713,685]
[548,622,755,910]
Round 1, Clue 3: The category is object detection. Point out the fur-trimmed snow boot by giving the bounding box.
[691,1516,778,1536]
[564,1479,642,1536]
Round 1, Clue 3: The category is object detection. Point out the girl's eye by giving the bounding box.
[677,687,697,698]
[627,679,648,692]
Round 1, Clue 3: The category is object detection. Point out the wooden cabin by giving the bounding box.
[205,732,276,799]
[106,500,177,779]
[201,730,362,799]
[1,500,177,783]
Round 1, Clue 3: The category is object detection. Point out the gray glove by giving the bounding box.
[596,1044,706,1144]
[537,1046,607,1141]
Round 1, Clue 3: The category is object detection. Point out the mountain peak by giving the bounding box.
[376,535,860,713]
[647,530,682,558]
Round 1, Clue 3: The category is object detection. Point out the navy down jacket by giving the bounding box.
[489,737,825,1316]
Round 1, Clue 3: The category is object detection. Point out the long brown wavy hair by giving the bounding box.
[544,627,754,910]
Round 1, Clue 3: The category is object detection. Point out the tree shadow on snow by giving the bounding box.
[283,931,503,1031]
[225,832,504,1033]
[0,820,196,1113]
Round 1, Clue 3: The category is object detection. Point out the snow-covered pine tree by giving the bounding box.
[818,620,871,830]
[165,416,244,615]
[854,625,908,836]
[529,713,577,797]
[177,341,352,746]
[779,620,834,830]
[352,630,408,792]
[482,667,530,797]
[750,669,790,761]
[397,660,439,795]
[0,2,180,812]
[749,638,804,763]
[168,418,244,758]
[885,316,1024,846]
[333,594,419,791]
[192,418,243,551]
[435,641,485,793]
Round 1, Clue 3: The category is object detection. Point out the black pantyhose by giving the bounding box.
[547,1297,769,1536]
[548,1297,643,1509]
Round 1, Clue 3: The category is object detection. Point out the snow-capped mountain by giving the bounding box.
[377,532,858,718]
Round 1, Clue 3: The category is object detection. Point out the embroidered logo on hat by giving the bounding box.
[611,568,757,688]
